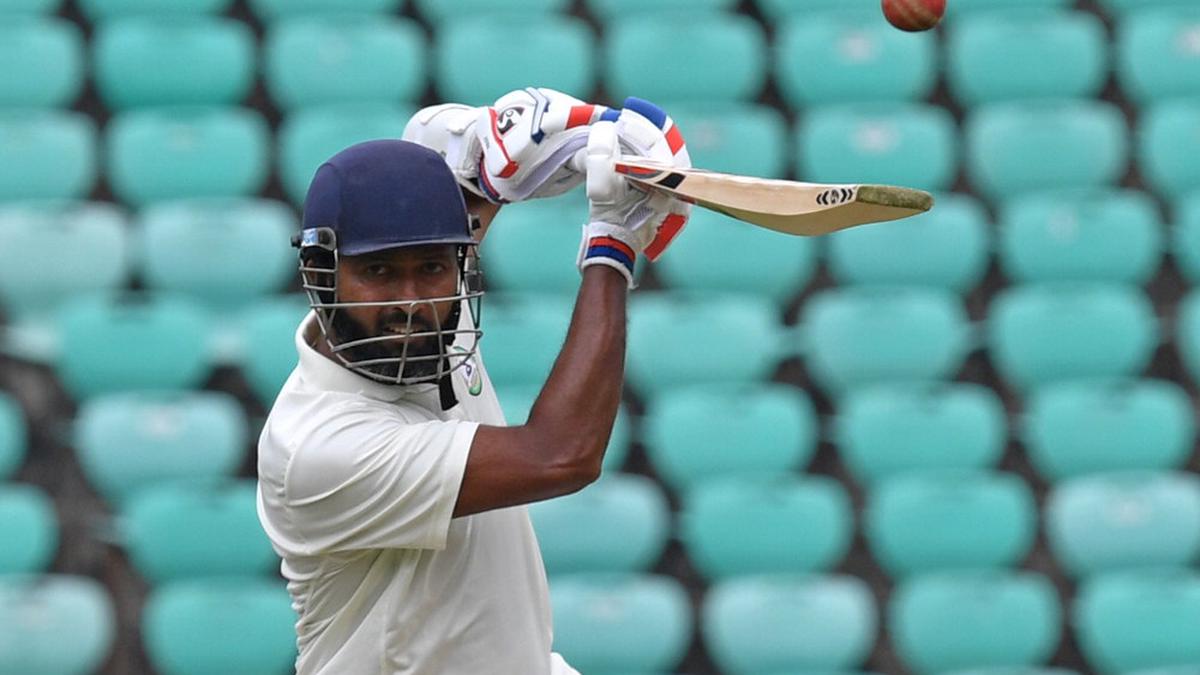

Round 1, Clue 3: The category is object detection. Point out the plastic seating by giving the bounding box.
[79,0,231,19]
[0,0,62,12]
[0,17,83,108]
[238,295,310,407]
[0,394,25,480]
[754,0,878,21]
[478,293,571,389]
[249,0,400,20]
[587,0,733,19]
[0,483,57,574]
[865,471,1037,578]
[985,283,1158,391]
[1138,100,1200,199]
[833,382,1007,485]
[0,110,97,201]
[681,475,853,580]
[667,103,789,178]
[0,575,116,675]
[529,474,669,575]
[944,0,1072,16]
[826,192,991,293]
[479,199,589,296]
[493,382,630,472]
[264,15,425,111]
[1099,0,1199,17]
[1021,379,1194,481]
[800,286,971,395]
[1173,193,1200,284]
[1117,8,1200,105]
[74,391,246,504]
[418,0,568,23]
[797,103,958,192]
[1074,570,1200,674]
[93,16,254,110]
[105,106,270,207]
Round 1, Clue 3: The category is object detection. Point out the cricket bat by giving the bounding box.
[612,157,935,236]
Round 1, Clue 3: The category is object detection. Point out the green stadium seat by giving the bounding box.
[826,192,991,293]
[550,574,691,674]
[79,0,231,19]
[1098,0,1199,17]
[1173,193,1200,283]
[0,394,25,480]
[139,199,296,308]
[93,17,254,111]
[754,0,877,21]
[1117,9,1200,105]
[436,16,595,106]
[1074,570,1200,674]
[418,0,568,23]
[0,0,61,12]
[966,101,1129,201]
[604,14,767,103]
[265,16,424,111]
[834,382,1008,485]
[889,571,1062,675]
[797,103,958,192]
[703,574,877,673]
[123,480,277,584]
[0,202,129,320]
[480,199,589,296]
[587,0,733,19]
[999,189,1164,285]
[249,0,400,20]
[942,670,1080,675]
[143,578,297,675]
[945,0,1072,16]
[1022,379,1194,481]
[0,17,83,108]
[946,10,1107,106]
[681,475,853,580]
[1123,668,1200,675]
[1139,101,1200,199]
[0,575,116,675]
[776,12,937,106]
[0,483,56,574]
[0,110,96,201]
[643,384,817,492]
[1047,471,1200,577]
[106,106,270,207]
[865,471,1037,578]
[237,295,309,407]
[493,382,631,472]
[529,474,669,575]
[278,103,413,205]
[74,391,246,505]
[800,286,971,395]
[479,293,571,389]
[627,293,783,399]
[1175,290,1200,386]
[665,102,788,178]
[986,283,1158,391]
[654,208,818,303]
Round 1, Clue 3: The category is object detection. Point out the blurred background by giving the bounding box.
[2,0,1200,673]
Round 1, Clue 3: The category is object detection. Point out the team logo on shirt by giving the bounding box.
[452,346,483,396]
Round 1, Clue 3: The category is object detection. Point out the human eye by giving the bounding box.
[364,262,392,277]
[421,261,448,275]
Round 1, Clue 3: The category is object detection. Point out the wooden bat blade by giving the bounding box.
[614,158,934,236]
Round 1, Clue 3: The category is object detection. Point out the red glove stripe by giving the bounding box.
[486,108,520,179]
[566,105,597,129]
[665,123,686,155]
[644,212,687,262]
[590,236,636,261]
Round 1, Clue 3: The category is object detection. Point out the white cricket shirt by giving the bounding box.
[257,311,569,675]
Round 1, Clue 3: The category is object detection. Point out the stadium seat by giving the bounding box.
[681,475,853,580]
[478,293,571,389]
[1139,101,1200,199]
[265,16,424,111]
[1074,570,1200,674]
[1122,668,1200,675]
[0,0,61,12]
[889,571,1062,675]
[797,103,958,192]
[665,102,789,178]
[941,670,1081,675]
[998,189,1164,285]
[946,10,1107,105]
[1021,379,1194,481]
[436,16,595,105]
[0,575,116,675]
[642,383,817,492]
[1175,291,1200,386]
[604,14,767,103]
[944,0,1073,16]
[1099,0,1199,18]
[237,295,310,407]
[703,574,877,673]
[0,17,83,108]
[985,283,1158,391]
[418,0,569,24]
[78,0,231,19]
[480,199,590,296]
[105,106,270,207]
[754,0,877,21]
[826,192,991,293]
[248,0,401,21]
[627,293,783,398]
[143,578,297,675]
[1173,193,1200,283]
[865,471,1037,578]
[277,103,412,205]
[0,394,25,480]
[529,474,669,575]
[1117,8,1200,105]
[0,201,129,320]
[0,110,97,201]
[93,17,254,111]
[0,483,56,574]
[966,101,1129,201]
[550,574,691,674]
[74,391,246,504]
[122,480,277,584]
[1047,471,1200,577]
[799,286,971,395]
[138,198,296,308]
[493,383,631,472]
[587,0,733,19]
[653,208,818,303]
[776,12,937,106]
[833,382,1007,485]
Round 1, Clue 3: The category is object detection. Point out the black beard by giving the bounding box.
[330,308,444,381]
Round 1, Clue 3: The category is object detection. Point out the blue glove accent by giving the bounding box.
[621,96,668,129]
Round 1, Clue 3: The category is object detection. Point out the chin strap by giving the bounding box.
[438,366,458,411]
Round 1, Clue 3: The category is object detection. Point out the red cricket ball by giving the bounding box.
[882,0,946,32]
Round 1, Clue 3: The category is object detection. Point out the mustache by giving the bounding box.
[376,310,437,334]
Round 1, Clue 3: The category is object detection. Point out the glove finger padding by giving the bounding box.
[616,97,692,261]
[401,103,488,200]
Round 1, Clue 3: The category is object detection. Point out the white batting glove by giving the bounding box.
[401,103,489,200]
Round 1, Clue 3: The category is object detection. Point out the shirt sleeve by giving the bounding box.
[280,404,477,554]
